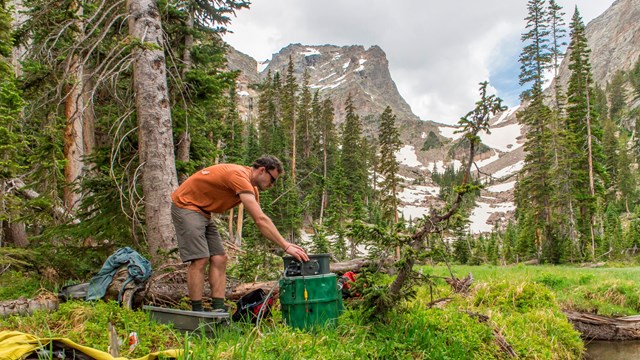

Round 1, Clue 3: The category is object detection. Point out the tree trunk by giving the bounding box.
[175,7,193,183]
[63,2,85,212]
[127,0,178,264]
[319,143,327,223]
[585,76,597,261]
[176,131,191,183]
[235,204,244,246]
[82,69,96,156]
[2,221,29,248]
[9,0,28,76]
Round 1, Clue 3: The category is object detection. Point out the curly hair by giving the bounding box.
[252,155,284,174]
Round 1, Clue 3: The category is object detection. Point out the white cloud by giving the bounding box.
[224,0,615,125]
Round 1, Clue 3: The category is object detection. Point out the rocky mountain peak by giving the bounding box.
[224,0,640,233]
[265,44,420,129]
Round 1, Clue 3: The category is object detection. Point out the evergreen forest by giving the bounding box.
[0,0,639,317]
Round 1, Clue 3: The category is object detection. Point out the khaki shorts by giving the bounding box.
[171,203,225,262]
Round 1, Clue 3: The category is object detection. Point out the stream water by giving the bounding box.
[584,340,640,359]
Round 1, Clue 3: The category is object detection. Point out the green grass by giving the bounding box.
[4,264,639,359]
[426,264,640,316]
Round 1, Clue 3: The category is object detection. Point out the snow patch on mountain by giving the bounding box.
[399,205,429,221]
[396,145,423,167]
[257,60,270,73]
[493,106,519,126]
[399,186,440,203]
[425,159,463,173]
[301,48,321,56]
[468,201,516,233]
[478,123,522,152]
[486,181,516,192]
[439,125,464,141]
[475,153,501,168]
[492,160,524,178]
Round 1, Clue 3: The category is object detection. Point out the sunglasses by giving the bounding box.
[266,169,277,184]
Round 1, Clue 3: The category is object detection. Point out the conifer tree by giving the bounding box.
[519,0,551,100]
[548,0,567,109]
[377,106,402,223]
[630,56,640,99]
[0,5,28,245]
[565,7,607,260]
[602,116,618,194]
[326,155,349,259]
[317,98,338,223]
[341,93,367,200]
[607,71,627,122]
[281,58,298,181]
[616,131,636,213]
[516,0,558,262]
[257,72,286,158]
[295,69,318,207]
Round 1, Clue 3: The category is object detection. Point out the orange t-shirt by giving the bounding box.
[171,164,258,216]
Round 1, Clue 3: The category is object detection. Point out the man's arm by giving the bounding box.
[239,193,309,261]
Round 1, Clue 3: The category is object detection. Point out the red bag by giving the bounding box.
[338,271,359,298]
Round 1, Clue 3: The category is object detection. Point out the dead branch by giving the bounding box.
[6,178,78,224]
[445,273,474,294]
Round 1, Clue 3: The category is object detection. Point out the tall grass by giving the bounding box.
[4,264,638,359]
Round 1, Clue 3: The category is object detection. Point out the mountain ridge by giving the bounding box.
[225,0,640,232]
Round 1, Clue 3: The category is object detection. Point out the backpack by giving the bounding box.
[86,247,152,303]
[338,271,360,298]
[232,288,274,324]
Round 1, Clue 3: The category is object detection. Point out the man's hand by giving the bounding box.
[284,242,309,262]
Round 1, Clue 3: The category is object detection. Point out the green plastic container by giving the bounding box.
[279,273,344,330]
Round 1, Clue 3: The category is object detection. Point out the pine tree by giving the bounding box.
[295,69,319,210]
[0,4,28,245]
[257,72,286,158]
[547,0,567,108]
[340,93,367,200]
[326,155,349,259]
[607,71,627,122]
[630,56,640,99]
[317,97,338,223]
[377,106,402,223]
[616,131,636,213]
[565,7,607,260]
[281,58,298,181]
[519,0,551,100]
[516,0,559,263]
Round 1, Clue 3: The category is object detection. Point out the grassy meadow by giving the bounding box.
[1,264,639,359]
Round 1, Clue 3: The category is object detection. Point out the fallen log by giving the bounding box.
[229,281,278,300]
[330,258,371,274]
[0,294,58,317]
[330,257,393,274]
[564,310,640,340]
[129,259,384,307]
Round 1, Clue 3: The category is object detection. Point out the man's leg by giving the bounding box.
[187,257,209,310]
[203,216,226,311]
[209,255,227,310]
[172,203,211,311]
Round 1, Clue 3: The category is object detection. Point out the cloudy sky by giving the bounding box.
[223,0,616,125]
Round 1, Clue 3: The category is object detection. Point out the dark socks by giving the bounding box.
[211,297,225,310]
[191,299,203,312]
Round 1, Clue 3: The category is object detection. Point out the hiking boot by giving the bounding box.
[210,308,229,315]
